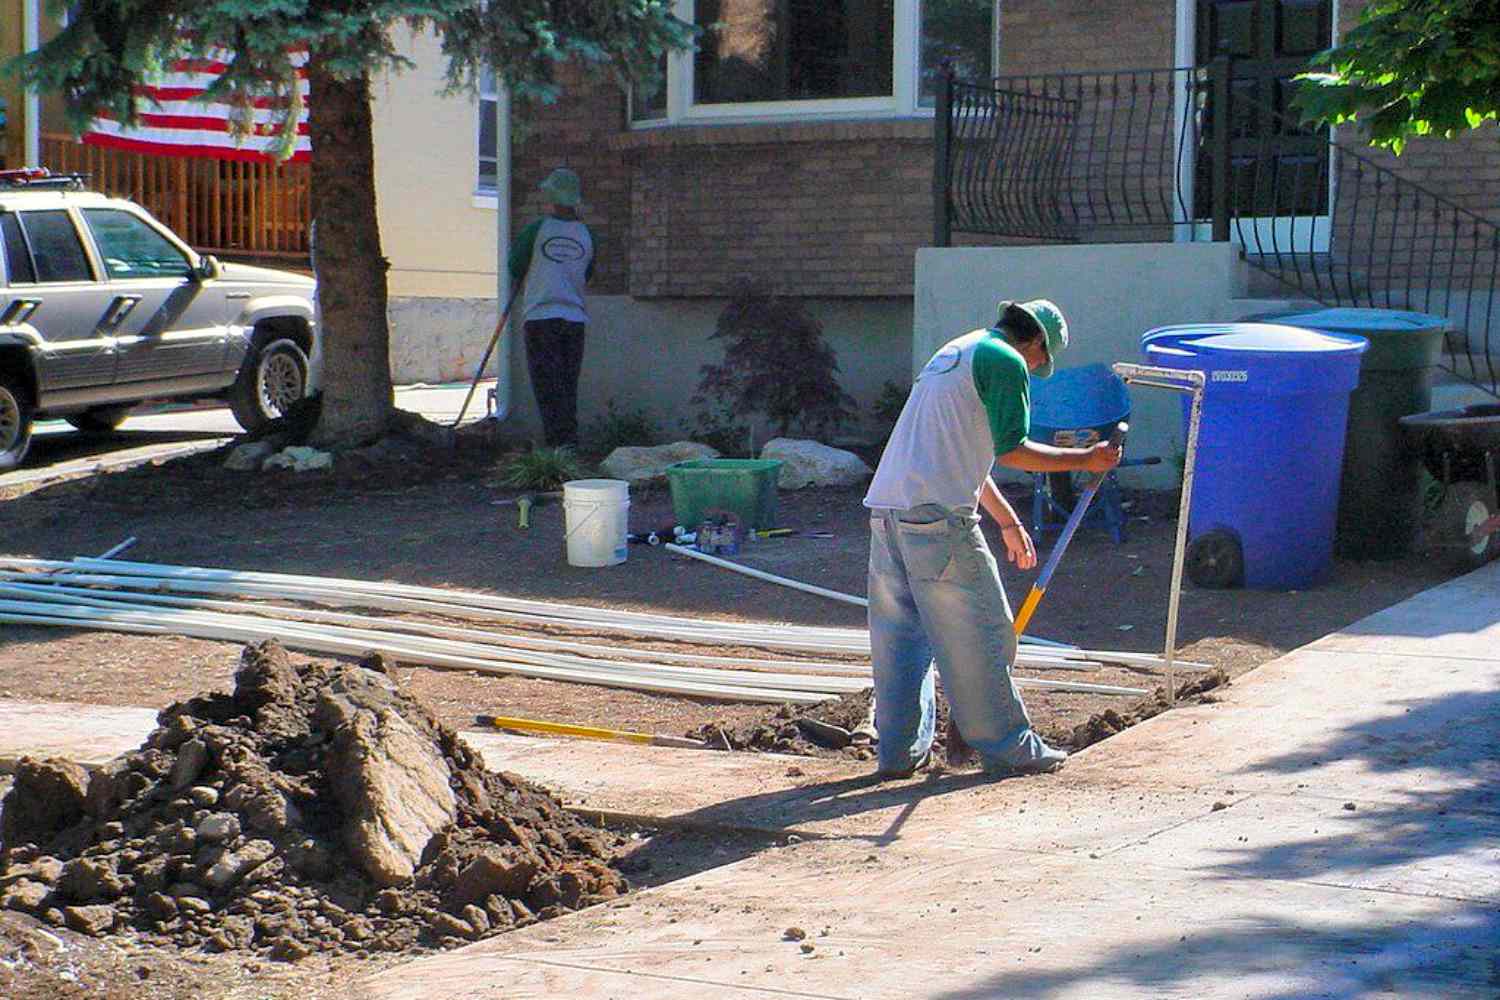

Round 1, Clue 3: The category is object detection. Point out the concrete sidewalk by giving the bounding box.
[359,562,1500,999]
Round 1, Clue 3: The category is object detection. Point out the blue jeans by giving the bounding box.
[868,505,1053,773]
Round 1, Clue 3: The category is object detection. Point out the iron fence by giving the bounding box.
[934,62,1499,398]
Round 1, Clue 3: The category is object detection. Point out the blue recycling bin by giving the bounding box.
[1141,323,1368,589]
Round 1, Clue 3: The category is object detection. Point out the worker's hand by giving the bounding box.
[1080,440,1123,474]
[1000,522,1037,570]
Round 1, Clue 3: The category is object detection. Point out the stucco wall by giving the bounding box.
[369,27,499,299]
[914,242,1250,489]
[387,294,914,446]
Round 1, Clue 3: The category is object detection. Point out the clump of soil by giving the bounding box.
[0,641,625,961]
[691,689,966,765]
[1051,668,1229,751]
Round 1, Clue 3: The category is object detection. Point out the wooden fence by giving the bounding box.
[41,133,311,261]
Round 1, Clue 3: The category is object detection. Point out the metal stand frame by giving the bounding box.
[1111,363,1206,703]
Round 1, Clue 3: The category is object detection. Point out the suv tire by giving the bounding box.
[0,372,34,471]
[228,335,309,433]
[66,405,132,434]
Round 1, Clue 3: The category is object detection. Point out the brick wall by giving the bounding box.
[998,0,1176,76]
[618,120,932,297]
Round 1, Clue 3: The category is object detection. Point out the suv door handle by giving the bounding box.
[102,294,143,327]
[226,292,251,300]
[1,298,40,325]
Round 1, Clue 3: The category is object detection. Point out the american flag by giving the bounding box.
[85,47,311,163]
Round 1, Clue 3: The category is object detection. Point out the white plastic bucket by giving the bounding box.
[562,479,630,567]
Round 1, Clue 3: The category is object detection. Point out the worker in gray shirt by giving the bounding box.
[508,167,596,447]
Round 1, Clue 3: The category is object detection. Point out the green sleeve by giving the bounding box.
[971,337,1031,455]
[508,219,542,283]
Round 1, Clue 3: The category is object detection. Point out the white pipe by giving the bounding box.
[663,543,869,607]
[0,602,830,705]
[23,0,40,168]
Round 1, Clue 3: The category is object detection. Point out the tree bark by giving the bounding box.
[306,54,393,449]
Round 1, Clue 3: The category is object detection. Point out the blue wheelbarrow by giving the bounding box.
[1026,364,1159,543]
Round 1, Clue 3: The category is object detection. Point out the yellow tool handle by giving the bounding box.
[1012,585,1045,638]
[476,715,705,749]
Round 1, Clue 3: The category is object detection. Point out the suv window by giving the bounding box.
[16,210,92,283]
[0,214,36,284]
[82,208,193,280]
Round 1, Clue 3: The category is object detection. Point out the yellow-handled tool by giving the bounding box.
[475,714,708,749]
[1013,422,1127,637]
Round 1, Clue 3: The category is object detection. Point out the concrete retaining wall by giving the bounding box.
[388,294,915,447]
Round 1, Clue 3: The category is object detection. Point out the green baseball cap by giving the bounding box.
[539,167,581,207]
[997,298,1069,378]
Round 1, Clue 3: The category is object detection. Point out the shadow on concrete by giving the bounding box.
[930,688,1500,998]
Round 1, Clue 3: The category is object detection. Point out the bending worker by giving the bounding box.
[863,299,1121,779]
[509,167,596,447]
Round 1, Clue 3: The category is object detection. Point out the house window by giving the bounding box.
[477,69,498,193]
[632,0,994,123]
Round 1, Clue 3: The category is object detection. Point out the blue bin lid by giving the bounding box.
[1268,307,1447,334]
[1142,322,1367,395]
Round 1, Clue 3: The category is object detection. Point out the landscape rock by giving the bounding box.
[599,441,719,484]
[223,439,278,471]
[2,878,51,911]
[263,446,334,473]
[323,703,457,887]
[760,438,872,489]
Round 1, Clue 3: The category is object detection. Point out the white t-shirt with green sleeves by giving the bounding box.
[865,328,1030,512]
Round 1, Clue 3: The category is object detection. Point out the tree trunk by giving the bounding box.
[306,54,393,449]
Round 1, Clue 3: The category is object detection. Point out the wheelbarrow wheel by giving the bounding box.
[1425,481,1498,570]
[1186,530,1244,589]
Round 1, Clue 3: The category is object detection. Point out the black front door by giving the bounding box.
[1195,0,1332,221]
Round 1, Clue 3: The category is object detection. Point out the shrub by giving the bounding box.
[582,399,659,456]
[500,446,588,491]
[691,284,858,441]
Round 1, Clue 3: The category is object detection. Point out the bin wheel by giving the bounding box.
[1186,530,1244,589]
[1426,481,1499,571]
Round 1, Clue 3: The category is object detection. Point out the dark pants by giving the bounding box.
[524,318,586,447]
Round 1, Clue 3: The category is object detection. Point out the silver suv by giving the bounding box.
[0,171,319,470]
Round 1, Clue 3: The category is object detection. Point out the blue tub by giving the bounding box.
[1142,323,1368,589]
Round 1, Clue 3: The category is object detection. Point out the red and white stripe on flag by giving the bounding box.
[85,47,311,163]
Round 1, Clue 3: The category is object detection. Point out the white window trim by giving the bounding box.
[636,0,993,127]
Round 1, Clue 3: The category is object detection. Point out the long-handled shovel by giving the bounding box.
[1012,422,1128,637]
[451,278,524,429]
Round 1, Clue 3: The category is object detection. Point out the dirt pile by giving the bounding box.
[692,689,965,765]
[0,641,625,960]
[1054,668,1230,751]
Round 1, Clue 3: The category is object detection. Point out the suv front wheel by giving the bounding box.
[228,335,309,433]
[0,372,34,471]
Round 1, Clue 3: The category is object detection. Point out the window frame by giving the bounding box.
[634,0,995,126]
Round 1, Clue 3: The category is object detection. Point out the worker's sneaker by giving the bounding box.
[985,741,1068,778]
[876,750,932,781]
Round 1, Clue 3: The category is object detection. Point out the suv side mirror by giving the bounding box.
[195,255,222,282]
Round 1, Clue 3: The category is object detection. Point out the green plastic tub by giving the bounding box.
[666,459,783,531]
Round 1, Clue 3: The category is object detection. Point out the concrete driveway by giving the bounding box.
[2,381,497,490]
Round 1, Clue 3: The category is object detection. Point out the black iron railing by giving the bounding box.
[934,61,1499,398]
[934,66,1208,243]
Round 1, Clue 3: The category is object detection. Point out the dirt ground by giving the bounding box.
[0,430,1462,999]
[0,436,1453,748]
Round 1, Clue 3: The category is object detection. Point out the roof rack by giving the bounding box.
[0,168,88,191]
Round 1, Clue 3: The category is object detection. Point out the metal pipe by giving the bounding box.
[23,0,40,168]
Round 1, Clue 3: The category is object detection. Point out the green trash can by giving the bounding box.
[1258,308,1449,559]
[665,459,783,531]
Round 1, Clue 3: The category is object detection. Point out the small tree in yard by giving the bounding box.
[1294,0,1500,152]
[692,284,858,444]
[9,1,693,450]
